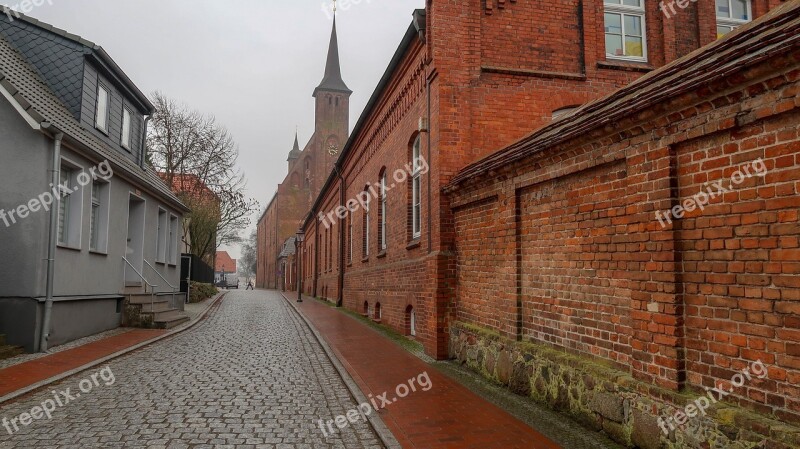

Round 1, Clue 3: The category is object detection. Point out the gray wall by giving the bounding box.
[0,99,51,298]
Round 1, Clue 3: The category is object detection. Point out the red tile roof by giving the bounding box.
[215,251,236,273]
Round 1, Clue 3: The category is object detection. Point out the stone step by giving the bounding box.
[128,295,169,306]
[152,311,190,329]
[140,301,172,313]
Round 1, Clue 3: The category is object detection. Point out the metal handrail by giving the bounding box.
[144,260,178,306]
[123,257,157,315]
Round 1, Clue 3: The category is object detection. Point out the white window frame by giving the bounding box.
[168,214,179,266]
[603,0,648,62]
[95,84,109,133]
[715,0,752,38]
[380,172,387,251]
[348,216,353,264]
[156,208,168,264]
[89,180,110,253]
[412,136,422,239]
[121,107,132,150]
[364,192,370,257]
[57,159,83,249]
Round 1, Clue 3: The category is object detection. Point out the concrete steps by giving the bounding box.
[123,294,189,329]
[0,334,23,360]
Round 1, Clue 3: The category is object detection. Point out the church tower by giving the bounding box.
[312,18,351,181]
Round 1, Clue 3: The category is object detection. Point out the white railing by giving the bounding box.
[123,257,158,316]
[144,260,179,308]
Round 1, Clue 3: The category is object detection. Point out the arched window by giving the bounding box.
[363,301,369,316]
[374,302,382,320]
[379,168,387,251]
[406,305,416,337]
[362,185,370,258]
[410,135,422,239]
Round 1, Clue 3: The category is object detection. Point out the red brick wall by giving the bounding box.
[448,40,800,422]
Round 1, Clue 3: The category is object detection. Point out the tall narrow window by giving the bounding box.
[168,215,179,265]
[96,85,109,132]
[121,108,132,150]
[57,168,72,245]
[412,136,422,239]
[363,188,370,258]
[379,171,387,251]
[156,209,167,263]
[716,0,751,38]
[348,215,353,264]
[90,182,109,252]
[604,0,647,61]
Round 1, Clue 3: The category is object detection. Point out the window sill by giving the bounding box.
[361,256,370,263]
[57,243,81,252]
[95,126,109,136]
[155,260,166,266]
[372,318,382,324]
[89,250,108,256]
[597,60,653,73]
[406,239,421,250]
[377,250,387,259]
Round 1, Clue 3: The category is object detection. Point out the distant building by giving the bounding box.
[214,251,237,284]
[160,172,219,263]
[0,12,190,352]
[255,19,350,289]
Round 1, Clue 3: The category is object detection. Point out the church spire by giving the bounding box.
[314,17,351,97]
[287,131,301,162]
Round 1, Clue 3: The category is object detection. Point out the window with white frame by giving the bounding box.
[363,188,370,258]
[121,108,132,150]
[716,0,751,38]
[604,0,647,61]
[156,208,168,263]
[411,136,422,239]
[89,181,109,252]
[57,163,82,248]
[380,171,387,251]
[96,85,109,132]
[168,215,179,265]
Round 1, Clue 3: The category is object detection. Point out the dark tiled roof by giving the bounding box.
[446,2,800,190]
[314,18,351,96]
[279,237,296,259]
[0,16,87,118]
[0,35,188,212]
[288,132,301,161]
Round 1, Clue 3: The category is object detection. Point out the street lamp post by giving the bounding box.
[296,231,304,302]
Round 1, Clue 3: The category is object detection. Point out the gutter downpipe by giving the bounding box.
[140,115,151,168]
[40,128,63,352]
[335,165,345,307]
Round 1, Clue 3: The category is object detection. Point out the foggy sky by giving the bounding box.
[23,0,425,259]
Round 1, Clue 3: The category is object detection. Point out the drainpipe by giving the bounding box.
[334,165,346,307]
[40,127,63,352]
[140,115,151,168]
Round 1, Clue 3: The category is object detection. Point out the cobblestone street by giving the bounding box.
[0,291,383,449]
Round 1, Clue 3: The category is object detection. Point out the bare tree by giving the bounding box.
[148,92,258,262]
[239,229,257,282]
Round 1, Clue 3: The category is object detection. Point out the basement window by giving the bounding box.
[604,0,647,62]
[716,0,751,38]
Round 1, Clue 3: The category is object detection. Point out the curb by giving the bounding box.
[281,292,402,449]
[0,292,227,405]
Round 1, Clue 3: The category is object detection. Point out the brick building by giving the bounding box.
[255,20,350,289]
[295,1,796,446]
[298,0,785,358]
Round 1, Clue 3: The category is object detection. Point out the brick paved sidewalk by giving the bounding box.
[0,328,165,398]
[0,293,224,402]
[288,294,563,449]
